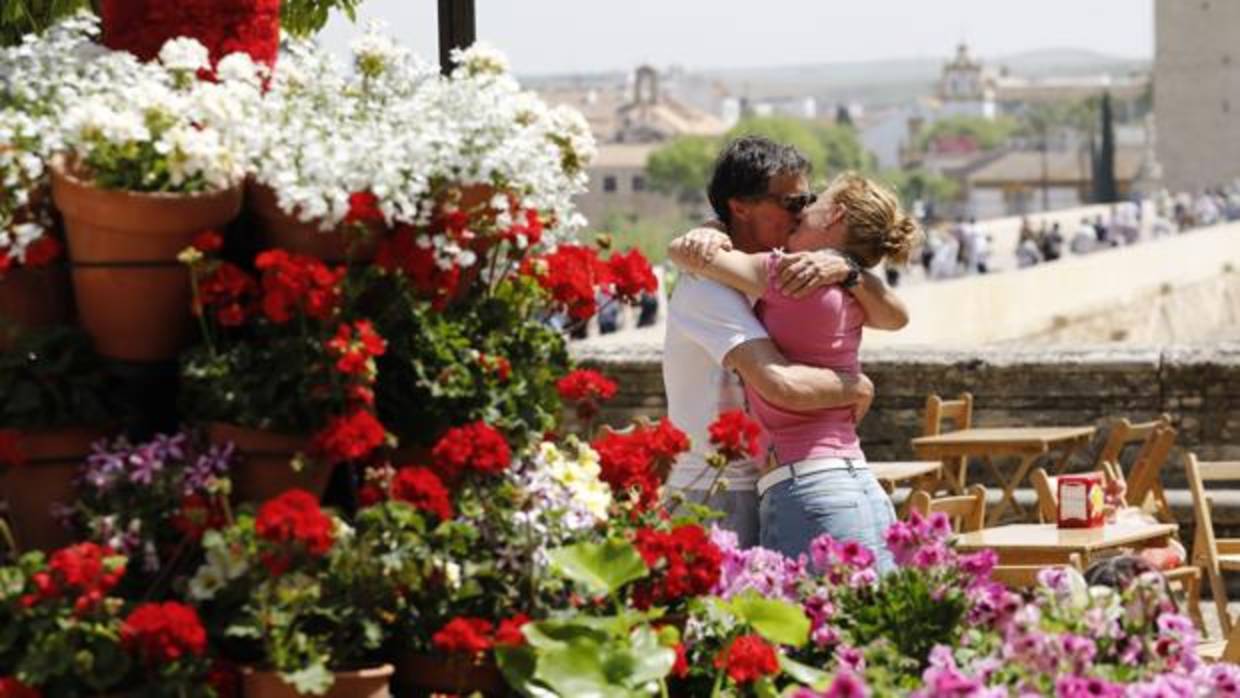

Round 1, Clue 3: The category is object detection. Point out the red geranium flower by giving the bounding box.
[500,208,543,248]
[556,369,618,421]
[631,524,722,609]
[344,191,384,225]
[47,542,126,599]
[192,230,223,254]
[326,320,387,377]
[707,409,763,462]
[254,250,344,324]
[432,617,494,654]
[431,421,512,481]
[171,493,227,541]
[591,418,689,511]
[390,466,454,521]
[21,236,62,268]
[606,249,658,303]
[0,430,23,467]
[122,602,208,666]
[495,613,531,647]
[254,489,334,571]
[313,408,388,464]
[714,634,779,685]
[0,677,40,698]
[521,243,611,321]
[197,261,258,327]
[375,227,462,309]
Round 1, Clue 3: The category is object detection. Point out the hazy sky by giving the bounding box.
[319,0,1153,76]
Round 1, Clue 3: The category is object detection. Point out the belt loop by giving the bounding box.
[846,458,856,475]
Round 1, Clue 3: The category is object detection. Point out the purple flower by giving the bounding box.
[126,442,164,485]
[1196,662,1240,696]
[812,623,841,648]
[183,442,234,494]
[1054,675,1124,698]
[835,539,875,569]
[823,672,869,698]
[912,543,947,569]
[958,549,997,581]
[810,534,837,572]
[835,645,865,673]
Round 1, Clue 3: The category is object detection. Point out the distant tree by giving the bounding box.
[882,168,960,211]
[813,123,871,176]
[726,116,827,182]
[645,135,720,204]
[915,115,1020,152]
[835,104,854,127]
[1094,92,1118,203]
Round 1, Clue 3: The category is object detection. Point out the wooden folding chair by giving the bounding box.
[924,393,974,492]
[1032,462,1204,632]
[1187,453,1240,637]
[907,484,987,533]
[1094,414,1173,472]
[1199,616,1240,663]
[1123,425,1178,524]
[871,393,972,498]
[991,553,1083,590]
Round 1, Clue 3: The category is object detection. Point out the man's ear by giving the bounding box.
[727,198,748,224]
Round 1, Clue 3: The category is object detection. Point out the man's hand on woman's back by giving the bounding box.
[668,224,730,272]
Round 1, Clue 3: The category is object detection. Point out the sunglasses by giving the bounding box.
[750,191,818,214]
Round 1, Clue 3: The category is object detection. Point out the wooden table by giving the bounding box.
[912,426,1096,524]
[954,520,1177,566]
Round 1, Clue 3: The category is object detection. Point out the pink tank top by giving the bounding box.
[744,251,865,465]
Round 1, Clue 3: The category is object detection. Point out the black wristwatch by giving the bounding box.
[840,256,862,289]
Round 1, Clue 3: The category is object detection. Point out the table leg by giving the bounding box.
[987,454,1039,526]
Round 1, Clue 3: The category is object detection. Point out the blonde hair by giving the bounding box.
[823,172,921,268]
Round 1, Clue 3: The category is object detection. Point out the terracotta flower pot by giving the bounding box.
[51,163,243,362]
[393,653,507,696]
[241,664,393,698]
[0,264,72,350]
[246,181,382,264]
[99,0,281,68]
[0,426,113,552]
[208,423,333,505]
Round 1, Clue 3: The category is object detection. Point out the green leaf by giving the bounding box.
[283,663,335,696]
[728,594,811,648]
[547,538,648,596]
[779,655,831,687]
[620,625,676,687]
[535,639,631,698]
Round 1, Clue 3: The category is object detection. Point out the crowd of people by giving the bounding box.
[909,179,1240,281]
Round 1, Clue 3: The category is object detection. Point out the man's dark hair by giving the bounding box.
[707,136,811,226]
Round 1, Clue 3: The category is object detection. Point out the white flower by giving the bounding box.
[159,37,210,73]
[215,52,263,86]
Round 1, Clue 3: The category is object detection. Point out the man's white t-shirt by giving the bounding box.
[662,274,767,492]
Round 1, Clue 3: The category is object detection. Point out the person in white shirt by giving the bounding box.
[662,136,906,547]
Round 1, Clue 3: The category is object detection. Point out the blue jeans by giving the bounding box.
[759,461,897,574]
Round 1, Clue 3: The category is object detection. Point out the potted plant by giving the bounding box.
[180,240,390,505]
[0,107,69,350]
[187,490,410,697]
[49,36,262,361]
[0,326,118,552]
[370,426,622,695]
[0,542,218,697]
[66,431,234,597]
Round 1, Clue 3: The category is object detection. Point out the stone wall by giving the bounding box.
[573,342,1240,548]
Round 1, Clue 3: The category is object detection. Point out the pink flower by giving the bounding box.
[823,673,869,698]
[835,539,875,569]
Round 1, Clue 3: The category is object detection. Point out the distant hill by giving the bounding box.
[523,49,1150,109]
